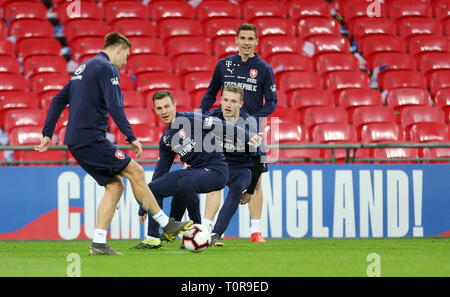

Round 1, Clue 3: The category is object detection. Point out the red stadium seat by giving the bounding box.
[258,35,303,59]
[323,71,370,92]
[0,39,14,57]
[103,1,148,25]
[434,88,450,110]
[115,124,159,144]
[241,0,285,22]
[310,123,357,162]
[416,52,450,74]
[196,0,240,24]
[276,71,322,94]
[136,73,181,95]
[409,122,449,142]
[368,52,415,72]
[9,126,64,165]
[304,35,351,55]
[23,55,67,79]
[360,122,405,143]
[400,105,446,127]
[39,90,62,112]
[203,18,242,40]
[287,0,332,21]
[127,54,172,76]
[267,106,301,124]
[275,91,289,108]
[340,0,387,25]
[351,106,397,127]
[8,19,54,43]
[268,53,314,75]
[0,19,7,39]
[387,0,432,20]
[427,69,450,96]
[379,70,427,91]
[173,54,215,79]
[297,17,340,40]
[64,19,108,45]
[335,88,383,120]
[386,87,432,111]
[16,37,62,61]
[122,90,144,108]
[252,17,295,37]
[288,89,334,110]
[31,73,70,96]
[157,19,203,45]
[3,1,47,23]
[407,35,450,55]
[56,1,102,25]
[349,17,395,43]
[3,108,45,132]
[70,37,103,62]
[212,35,239,59]
[110,108,156,133]
[109,19,155,38]
[148,0,195,22]
[396,17,441,38]
[360,35,406,58]
[0,91,39,127]
[300,106,348,137]
[128,37,165,57]
[314,52,359,75]
[432,0,450,20]
[264,122,318,161]
[0,73,27,92]
[182,72,212,95]
[0,56,21,74]
[166,36,212,58]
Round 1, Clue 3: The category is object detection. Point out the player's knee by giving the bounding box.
[106,176,125,194]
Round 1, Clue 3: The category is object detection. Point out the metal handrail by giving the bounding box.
[1,142,450,165]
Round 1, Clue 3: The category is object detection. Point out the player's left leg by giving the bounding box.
[249,176,266,243]
[90,175,124,255]
[211,167,251,246]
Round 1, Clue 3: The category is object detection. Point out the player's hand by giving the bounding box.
[34,136,51,153]
[139,213,148,224]
[240,192,253,205]
[131,140,143,158]
[247,133,262,148]
[183,163,190,169]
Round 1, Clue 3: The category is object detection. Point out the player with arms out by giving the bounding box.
[131,90,261,249]
[200,23,277,242]
[35,33,192,255]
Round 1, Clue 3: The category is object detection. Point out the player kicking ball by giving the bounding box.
[35,33,192,255]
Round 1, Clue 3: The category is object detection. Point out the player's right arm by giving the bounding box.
[41,81,71,141]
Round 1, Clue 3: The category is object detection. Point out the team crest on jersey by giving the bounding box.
[249,69,258,78]
[115,150,125,160]
[178,128,186,139]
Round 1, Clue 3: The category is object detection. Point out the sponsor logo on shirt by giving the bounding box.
[111,77,120,86]
[115,150,125,160]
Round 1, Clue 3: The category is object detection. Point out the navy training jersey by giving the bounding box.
[206,108,256,169]
[200,53,277,119]
[153,111,251,180]
[42,52,136,145]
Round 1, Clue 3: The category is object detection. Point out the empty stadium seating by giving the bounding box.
[314,52,359,75]
[149,0,196,22]
[241,0,286,22]
[288,89,335,110]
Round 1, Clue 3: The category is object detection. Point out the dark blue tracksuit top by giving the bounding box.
[152,111,251,180]
[42,52,136,145]
[200,53,277,119]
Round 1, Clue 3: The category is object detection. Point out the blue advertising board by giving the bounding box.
[1,164,449,240]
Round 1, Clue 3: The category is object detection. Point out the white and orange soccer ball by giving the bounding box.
[182,224,211,252]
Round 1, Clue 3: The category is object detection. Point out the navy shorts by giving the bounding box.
[68,139,131,186]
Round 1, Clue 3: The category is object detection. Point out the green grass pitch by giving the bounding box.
[0,238,449,277]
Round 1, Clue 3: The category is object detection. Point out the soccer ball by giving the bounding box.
[182,224,211,252]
